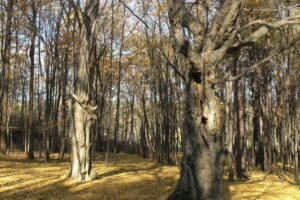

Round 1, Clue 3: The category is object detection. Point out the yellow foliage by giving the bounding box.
[244,0,272,8]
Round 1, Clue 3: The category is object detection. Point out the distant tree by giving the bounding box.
[26,0,37,160]
[0,0,14,155]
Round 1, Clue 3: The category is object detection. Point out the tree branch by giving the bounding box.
[158,47,186,81]
[169,0,204,35]
[226,26,269,54]
[239,16,300,32]
[207,0,242,50]
[212,32,300,84]
[244,3,300,12]
[118,0,149,28]
[167,0,204,72]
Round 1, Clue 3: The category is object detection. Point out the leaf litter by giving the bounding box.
[0,152,299,200]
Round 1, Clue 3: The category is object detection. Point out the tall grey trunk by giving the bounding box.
[67,0,99,181]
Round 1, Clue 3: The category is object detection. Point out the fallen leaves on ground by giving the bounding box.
[224,165,300,200]
[0,152,300,200]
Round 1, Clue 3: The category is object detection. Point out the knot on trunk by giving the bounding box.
[67,89,98,121]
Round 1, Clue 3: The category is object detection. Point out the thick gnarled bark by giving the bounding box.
[67,0,99,181]
[167,0,241,198]
[168,72,223,200]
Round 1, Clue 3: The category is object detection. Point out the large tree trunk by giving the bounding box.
[165,0,295,198]
[167,0,242,198]
[67,0,99,181]
[168,72,223,200]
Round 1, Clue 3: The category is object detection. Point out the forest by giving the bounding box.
[0,0,300,200]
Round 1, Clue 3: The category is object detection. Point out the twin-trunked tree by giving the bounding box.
[166,0,300,200]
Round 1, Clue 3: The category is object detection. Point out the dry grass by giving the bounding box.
[0,152,300,200]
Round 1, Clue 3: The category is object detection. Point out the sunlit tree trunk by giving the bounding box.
[225,63,234,182]
[67,0,99,181]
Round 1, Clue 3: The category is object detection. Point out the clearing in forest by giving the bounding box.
[0,152,299,200]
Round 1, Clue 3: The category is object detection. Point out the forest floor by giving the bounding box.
[0,152,300,200]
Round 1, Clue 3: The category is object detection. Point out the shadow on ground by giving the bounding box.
[1,152,300,200]
[0,152,178,200]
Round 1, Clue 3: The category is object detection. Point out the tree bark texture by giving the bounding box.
[234,55,246,179]
[67,0,99,181]
[167,0,242,199]
[27,0,36,160]
[225,66,234,182]
[168,72,224,200]
[0,0,14,154]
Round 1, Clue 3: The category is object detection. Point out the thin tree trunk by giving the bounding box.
[113,6,126,166]
[59,47,69,159]
[225,64,234,182]
[104,0,115,165]
[1,0,14,155]
[261,65,272,173]
[27,0,36,160]
[234,55,246,179]
[294,90,300,184]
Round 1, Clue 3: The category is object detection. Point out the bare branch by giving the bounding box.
[158,47,186,81]
[212,32,300,85]
[68,0,83,29]
[118,0,149,28]
[226,26,269,54]
[239,16,300,32]
[244,3,300,12]
[227,14,300,54]
[207,0,242,50]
